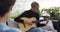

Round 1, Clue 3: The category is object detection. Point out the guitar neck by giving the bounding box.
[32,19,46,23]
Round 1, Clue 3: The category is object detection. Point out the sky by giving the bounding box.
[11,0,60,14]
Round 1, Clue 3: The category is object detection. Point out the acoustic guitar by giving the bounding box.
[18,17,46,32]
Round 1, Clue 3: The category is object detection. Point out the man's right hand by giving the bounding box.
[24,21,33,25]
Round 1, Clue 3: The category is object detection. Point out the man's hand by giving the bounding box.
[24,21,33,25]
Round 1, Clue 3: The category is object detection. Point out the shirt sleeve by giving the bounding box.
[14,11,28,23]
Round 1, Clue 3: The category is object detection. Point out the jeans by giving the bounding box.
[29,28,47,32]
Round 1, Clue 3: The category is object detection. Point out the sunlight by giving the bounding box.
[11,0,60,14]
[41,0,60,9]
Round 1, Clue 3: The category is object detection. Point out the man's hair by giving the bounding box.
[0,0,16,17]
[31,2,39,8]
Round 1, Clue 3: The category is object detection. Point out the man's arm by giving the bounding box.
[14,11,28,23]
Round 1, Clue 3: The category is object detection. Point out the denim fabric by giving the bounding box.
[0,22,22,32]
[29,28,47,32]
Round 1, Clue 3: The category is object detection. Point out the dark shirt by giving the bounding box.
[14,9,45,27]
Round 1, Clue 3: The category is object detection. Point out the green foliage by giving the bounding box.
[39,10,44,17]
[10,7,60,19]
[10,11,20,19]
[42,7,60,19]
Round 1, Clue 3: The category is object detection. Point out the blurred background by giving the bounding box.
[10,0,60,20]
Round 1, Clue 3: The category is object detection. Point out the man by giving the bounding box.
[0,0,22,32]
[14,2,46,27]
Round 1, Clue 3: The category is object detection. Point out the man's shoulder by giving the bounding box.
[23,10,31,13]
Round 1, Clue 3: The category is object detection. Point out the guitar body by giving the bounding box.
[18,17,37,32]
[18,23,36,32]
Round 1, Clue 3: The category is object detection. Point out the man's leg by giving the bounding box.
[29,28,47,32]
